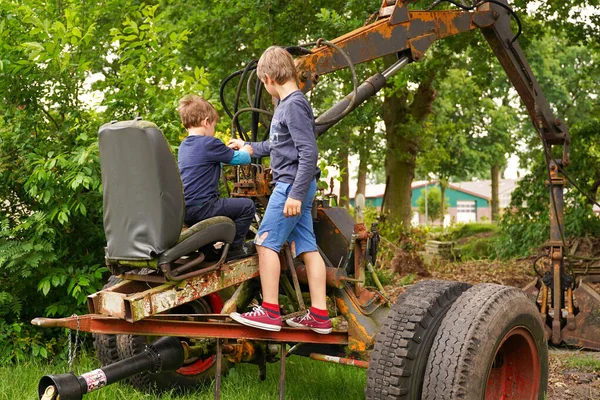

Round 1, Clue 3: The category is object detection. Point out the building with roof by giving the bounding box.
[348,179,519,225]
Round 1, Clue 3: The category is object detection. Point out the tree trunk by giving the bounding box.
[357,157,367,199]
[356,133,370,198]
[491,163,500,221]
[440,180,447,226]
[339,145,350,208]
[382,56,437,226]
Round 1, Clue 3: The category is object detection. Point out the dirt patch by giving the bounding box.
[455,230,496,246]
[427,258,536,288]
[390,248,430,277]
[380,258,535,304]
[548,350,600,399]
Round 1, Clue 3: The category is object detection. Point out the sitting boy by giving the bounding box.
[177,95,255,259]
[228,47,331,334]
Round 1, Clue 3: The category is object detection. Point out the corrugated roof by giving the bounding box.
[347,179,519,207]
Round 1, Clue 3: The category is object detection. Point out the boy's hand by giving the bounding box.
[241,144,254,156]
[228,138,245,150]
[283,198,302,218]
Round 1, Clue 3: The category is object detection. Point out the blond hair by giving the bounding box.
[177,95,218,129]
[257,46,298,85]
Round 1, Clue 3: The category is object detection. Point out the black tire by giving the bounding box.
[117,296,230,393]
[365,280,471,400]
[422,284,549,400]
[92,275,122,366]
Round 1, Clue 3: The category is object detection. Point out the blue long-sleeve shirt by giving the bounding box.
[178,135,250,207]
[249,91,320,201]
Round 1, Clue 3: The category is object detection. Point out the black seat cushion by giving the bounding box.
[158,216,236,264]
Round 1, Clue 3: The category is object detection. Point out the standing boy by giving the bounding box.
[177,95,255,259]
[228,47,331,334]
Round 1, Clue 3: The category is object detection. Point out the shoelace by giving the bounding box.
[245,305,267,317]
[297,312,313,322]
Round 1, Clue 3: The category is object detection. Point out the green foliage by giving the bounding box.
[498,119,600,258]
[416,186,448,223]
[96,3,212,141]
[564,354,600,372]
[0,0,212,361]
[459,237,498,261]
[0,321,63,364]
[441,222,499,241]
[365,267,396,288]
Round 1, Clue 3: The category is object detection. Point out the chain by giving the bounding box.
[67,314,80,370]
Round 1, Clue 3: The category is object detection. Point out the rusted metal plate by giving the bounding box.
[333,284,389,357]
[31,315,348,345]
[561,281,600,350]
[313,207,355,271]
[89,256,260,322]
[296,9,496,91]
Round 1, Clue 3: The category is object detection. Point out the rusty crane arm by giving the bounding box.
[293,0,590,349]
[295,0,570,158]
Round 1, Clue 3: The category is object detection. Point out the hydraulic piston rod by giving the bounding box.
[315,57,410,136]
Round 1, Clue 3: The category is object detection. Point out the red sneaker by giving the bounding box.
[286,311,332,334]
[230,306,281,332]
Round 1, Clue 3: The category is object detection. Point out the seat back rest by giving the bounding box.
[99,119,184,261]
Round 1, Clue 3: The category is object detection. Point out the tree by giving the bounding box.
[416,186,449,224]
[0,0,211,360]
[497,19,600,256]
[382,34,474,226]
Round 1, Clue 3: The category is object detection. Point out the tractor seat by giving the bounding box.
[159,216,236,264]
[99,119,236,270]
[104,216,235,269]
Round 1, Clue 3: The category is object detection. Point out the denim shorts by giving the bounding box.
[255,179,318,257]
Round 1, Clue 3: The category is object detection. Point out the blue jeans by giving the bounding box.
[185,198,255,247]
[256,179,318,257]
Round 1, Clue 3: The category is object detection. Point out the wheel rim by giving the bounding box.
[176,293,224,376]
[485,327,540,400]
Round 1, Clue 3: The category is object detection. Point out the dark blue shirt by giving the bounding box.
[178,135,234,207]
[249,91,320,201]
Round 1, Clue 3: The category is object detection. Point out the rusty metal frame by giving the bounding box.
[88,255,261,322]
[296,6,498,91]
[31,315,348,345]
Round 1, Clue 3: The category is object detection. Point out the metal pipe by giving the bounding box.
[309,353,369,369]
[215,339,222,400]
[295,264,348,288]
[161,243,230,281]
[548,162,565,345]
[169,253,206,275]
[382,56,410,78]
[540,284,548,316]
[279,344,286,400]
[286,343,304,357]
[38,337,184,400]
[284,245,306,311]
[315,57,409,137]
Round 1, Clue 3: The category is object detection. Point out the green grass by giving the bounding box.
[0,351,367,399]
[564,354,600,372]
[438,222,499,242]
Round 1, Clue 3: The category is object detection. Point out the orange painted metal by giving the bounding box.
[296,8,497,91]
[31,315,349,345]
